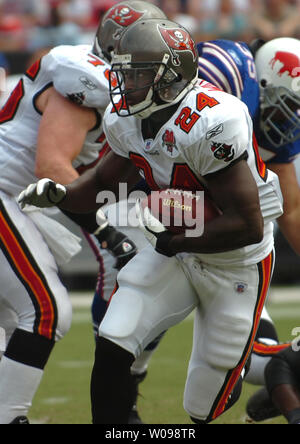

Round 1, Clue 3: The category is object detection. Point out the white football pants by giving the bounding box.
[99,246,274,422]
[0,192,72,343]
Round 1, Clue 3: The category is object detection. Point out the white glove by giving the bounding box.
[18,178,66,209]
[136,198,175,257]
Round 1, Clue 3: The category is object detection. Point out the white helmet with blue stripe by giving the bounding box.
[255,37,300,148]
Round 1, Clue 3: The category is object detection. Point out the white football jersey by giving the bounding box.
[0,45,112,197]
[104,80,283,266]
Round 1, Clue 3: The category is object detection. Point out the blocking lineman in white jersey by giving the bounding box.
[0,38,138,423]
[0,1,168,425]
[0,42,110,424]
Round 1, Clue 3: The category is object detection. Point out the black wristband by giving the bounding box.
[61,209,98,233]
[95,225,116,242]
[155,231,175,257]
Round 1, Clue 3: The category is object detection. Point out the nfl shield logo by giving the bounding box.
[234,282,248,293]
[144,139,153,152]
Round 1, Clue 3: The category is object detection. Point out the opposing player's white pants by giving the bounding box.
[93,199,149,303]
[88,200,157,376]
[0,192,72,344]
[99,246,274,422]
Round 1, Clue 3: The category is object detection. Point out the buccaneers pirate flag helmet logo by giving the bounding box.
[105,5,144,39]
[93,1,167,62]
[158,26,198,67]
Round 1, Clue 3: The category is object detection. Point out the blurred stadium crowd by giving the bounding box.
[1,0,300,74]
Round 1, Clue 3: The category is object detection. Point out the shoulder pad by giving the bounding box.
[46,45,111,110]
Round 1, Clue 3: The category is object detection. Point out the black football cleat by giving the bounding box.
[128,371,147,425]
[10,416,30,424]
[246,387,281,422]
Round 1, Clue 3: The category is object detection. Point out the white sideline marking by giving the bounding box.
[268,307,300,320]
[58,360,93,369]
[70,293,93,308]
[268,287,300,304]
[41,397,70,406]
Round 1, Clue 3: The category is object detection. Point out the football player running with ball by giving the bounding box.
[19,20,283,424]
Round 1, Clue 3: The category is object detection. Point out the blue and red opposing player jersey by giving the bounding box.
[197,39,300,164]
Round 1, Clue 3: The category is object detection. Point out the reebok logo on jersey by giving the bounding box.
[80,76,97,90]
[206,124,224,140]
[210,141,235,162]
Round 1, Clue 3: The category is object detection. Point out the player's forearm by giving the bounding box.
[35,162,79,186]
[277,212,300,256]
[169,212,264,254]
[267,162,300,255]
[58,166,103,213]
[58,157,140,213]
[61,208,99,233]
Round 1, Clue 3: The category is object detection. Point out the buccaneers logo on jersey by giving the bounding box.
[158,26,197,67]
[106,5,144,40]
[211,142,235,162]
[162,129,179,158]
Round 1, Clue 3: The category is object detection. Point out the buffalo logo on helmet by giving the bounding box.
[158,26,197,67]
[105,5,145,40]
[162,129,179,158]
[269,51,300,79]
[211,141,235,162]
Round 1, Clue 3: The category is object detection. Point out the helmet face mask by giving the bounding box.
[109,20,199,119]
[260,85,300,147]
[110,55,181,117]
[255,37,300,148]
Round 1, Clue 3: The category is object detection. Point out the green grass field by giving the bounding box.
[28,287,299,425]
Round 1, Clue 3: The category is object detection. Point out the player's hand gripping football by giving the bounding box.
[18,178,67,209]
[136,199,175,257]
[94,209,138,270]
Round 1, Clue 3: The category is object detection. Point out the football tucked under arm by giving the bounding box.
[136,188,222,256]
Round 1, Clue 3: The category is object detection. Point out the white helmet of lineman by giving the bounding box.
[255,37,300,147]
